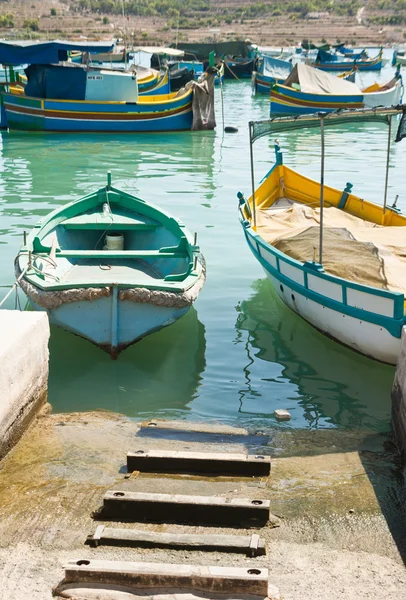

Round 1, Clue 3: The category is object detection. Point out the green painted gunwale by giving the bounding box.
[20,176,201,293]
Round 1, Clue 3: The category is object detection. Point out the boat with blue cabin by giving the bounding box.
[16,173,205,357]
[238,108,406,364]
[270,63,402,116]
[0,40,215,132]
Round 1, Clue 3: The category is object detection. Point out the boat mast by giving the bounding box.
[249,122,257,229]
[319,114,325,264]
[121,0,127,69]
[382,115,392,218]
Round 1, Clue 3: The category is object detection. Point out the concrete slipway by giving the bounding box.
[0,412,405,600]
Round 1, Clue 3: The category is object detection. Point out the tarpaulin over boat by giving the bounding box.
[25,63,87,100]
[316,49,338,62]
[262,55,292,80]
[0,40,114,65]
[283,63,360,95]
[256,202,406,294]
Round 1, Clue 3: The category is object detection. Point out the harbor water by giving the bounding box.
[0,50,403,432]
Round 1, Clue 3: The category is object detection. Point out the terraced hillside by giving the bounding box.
[0,1,404,46]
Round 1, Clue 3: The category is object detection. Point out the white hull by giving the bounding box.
[264,268,401,364]
[363,80,402,108]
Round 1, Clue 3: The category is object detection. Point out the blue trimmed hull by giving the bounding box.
[2,91,194,132]
[270,85,364,116]
[29,295,189,354]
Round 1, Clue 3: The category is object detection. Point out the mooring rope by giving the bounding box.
[0,265,29,309]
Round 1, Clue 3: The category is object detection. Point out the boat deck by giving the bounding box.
[61,259,164,287]
[257,198,406,298]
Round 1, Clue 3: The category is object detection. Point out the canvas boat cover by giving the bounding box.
[257,201,406,295]
[0,40,114,65]
[283,63,361,95]
[262,55,292,80]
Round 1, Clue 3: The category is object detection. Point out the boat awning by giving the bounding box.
[283,63,360,94]
[134,46,185,57]
[0,40,115,65]
[249,106,399,143]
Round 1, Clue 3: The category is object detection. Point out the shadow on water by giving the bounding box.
[48,307,206,418]
[237,277,406,562]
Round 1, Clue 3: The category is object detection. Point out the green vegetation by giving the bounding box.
[0,14,14,28]
[50,7,57,16]
[23,18,40,31]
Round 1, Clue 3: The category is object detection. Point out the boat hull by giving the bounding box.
[253,72,284,95]
[311,59,382,71]
[242,227,403,365]
[1,91,193,132]
[28,294,190,356]
[270,80,401,116]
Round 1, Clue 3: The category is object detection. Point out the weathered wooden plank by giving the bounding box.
[86,525,266,556]
[127,449,271,476]
[61,559,270,597]
[97,491,270,527]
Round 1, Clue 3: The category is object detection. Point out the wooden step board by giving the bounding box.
[59,559,270,597]
[87,525,266,557]
[127,449,271,476]
[97,491,270,527]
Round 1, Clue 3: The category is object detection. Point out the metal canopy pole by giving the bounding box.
[249,122,257,229]
[383,115,392,216]
[319,115,325,265]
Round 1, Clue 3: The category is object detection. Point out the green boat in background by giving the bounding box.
[16,173,205,357]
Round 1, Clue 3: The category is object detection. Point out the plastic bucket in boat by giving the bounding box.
[104,232,124,250]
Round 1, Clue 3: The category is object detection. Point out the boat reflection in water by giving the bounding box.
[48,307,206,418]
[235,279,394,431]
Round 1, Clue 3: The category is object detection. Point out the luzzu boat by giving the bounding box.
[0,40,215,132]
[252,55,292,95]
[270,63,402,116]
[16,173,205,357]
[310,48,383,71]
[238,108,406,364]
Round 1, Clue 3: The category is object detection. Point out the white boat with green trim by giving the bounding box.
[239,107,406,365]
[16,173,205,357]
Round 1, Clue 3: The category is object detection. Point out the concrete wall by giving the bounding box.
[0,310,49,459]
[392,326,406,460]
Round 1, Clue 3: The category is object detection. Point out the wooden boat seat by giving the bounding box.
[57,250,188,259]
[62,214,158,231]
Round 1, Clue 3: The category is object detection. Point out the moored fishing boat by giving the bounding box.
[252,55,292,95]
[16,173,206,357]
[0,42,216,132]
[270,63,402,115]
[310,48,383,71]
[224,55,257,79]
[238,108,406,364]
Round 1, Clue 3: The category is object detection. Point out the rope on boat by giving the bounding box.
[0,265,29,310]
[14,256,206,310]
[224,61,243,82]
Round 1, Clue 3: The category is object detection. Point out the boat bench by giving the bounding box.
[62,216,158,231]
[56,250,187,259]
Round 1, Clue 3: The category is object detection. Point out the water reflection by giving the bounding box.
[48,307,206,417]
[235,279,394,431]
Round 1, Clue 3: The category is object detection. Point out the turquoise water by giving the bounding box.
[0,53,402,431]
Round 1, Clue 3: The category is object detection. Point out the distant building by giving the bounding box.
[307,12,330,20]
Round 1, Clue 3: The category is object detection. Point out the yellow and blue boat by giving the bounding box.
[239,108,406,364]
[270,63,402,116]
[0,41,214,132]
[16,172,205,357]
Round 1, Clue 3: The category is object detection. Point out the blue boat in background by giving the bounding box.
[252,55,293,94]
[310,48,383,71]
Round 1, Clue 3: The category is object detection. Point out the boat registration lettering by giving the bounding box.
[88,75,103,81]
